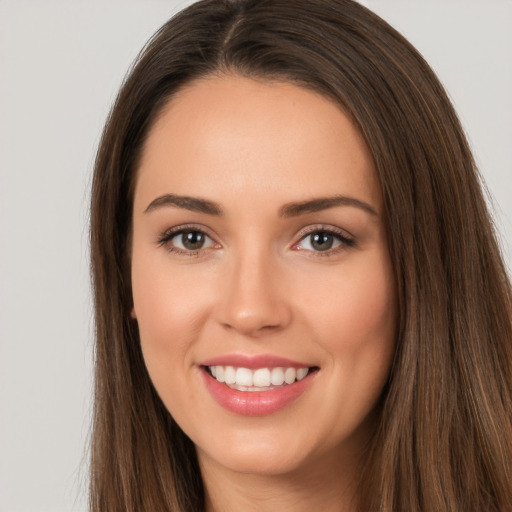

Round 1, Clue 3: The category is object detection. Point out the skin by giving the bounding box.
[131,75,397,512]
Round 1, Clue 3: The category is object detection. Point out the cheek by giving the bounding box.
[297,251,397,419]
[131,256,211,424]
[300,252,396,351]
[336,270,395,346]
[130,248,211,385]
[132,245,210,335]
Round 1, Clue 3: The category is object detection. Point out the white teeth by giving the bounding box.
[284,367,296,384]
[236,367,253,387]
[253,368,271,387]
[224,366,236,385]
[271,367,285,386]
[296,368,308,381]
[208,365,310,389]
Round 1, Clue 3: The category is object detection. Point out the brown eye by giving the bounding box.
[295,228,355,254]
[180,230,206,250]
[310,232,334,251]
[160,228,217,253]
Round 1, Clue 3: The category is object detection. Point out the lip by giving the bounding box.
[199,354,318,416]
[201,353,311,369]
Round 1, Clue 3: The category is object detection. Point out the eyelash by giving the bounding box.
[293,225,356,257]
[157,224,218,257]
[156,224,356,258]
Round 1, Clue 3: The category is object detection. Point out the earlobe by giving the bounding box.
[130,307,137,319]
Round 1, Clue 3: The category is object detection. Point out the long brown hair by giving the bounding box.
[89,1,512,510]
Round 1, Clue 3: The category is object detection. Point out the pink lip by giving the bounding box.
[199,355,317,416]
[201,353,311,369]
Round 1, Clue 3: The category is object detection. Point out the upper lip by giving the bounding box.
[200,354,314,369]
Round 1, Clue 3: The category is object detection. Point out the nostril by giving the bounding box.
[218,307,290,336]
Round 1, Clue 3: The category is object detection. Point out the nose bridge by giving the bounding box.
[216,242,291,336]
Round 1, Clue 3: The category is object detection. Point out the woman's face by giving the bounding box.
[131,75,397,477]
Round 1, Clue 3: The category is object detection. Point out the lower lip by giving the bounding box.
[201,368,316,416]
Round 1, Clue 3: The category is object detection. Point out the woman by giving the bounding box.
[89,0,512,510]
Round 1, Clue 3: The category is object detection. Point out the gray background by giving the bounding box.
[0,1,510,511]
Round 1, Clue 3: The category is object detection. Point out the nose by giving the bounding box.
[215,249,292,337]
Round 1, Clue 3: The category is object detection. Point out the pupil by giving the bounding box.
[182,231,204,250]
[311,232,333,251]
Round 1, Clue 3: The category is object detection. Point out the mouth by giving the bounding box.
[204,365,316,391]
[199,358,319,416]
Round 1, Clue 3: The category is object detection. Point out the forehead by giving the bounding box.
[134,75,381,214]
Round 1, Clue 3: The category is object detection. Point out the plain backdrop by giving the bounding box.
[0,1,511,511]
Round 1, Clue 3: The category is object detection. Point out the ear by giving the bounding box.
[130,307,137,319]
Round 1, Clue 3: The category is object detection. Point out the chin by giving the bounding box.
[199,442,312,477]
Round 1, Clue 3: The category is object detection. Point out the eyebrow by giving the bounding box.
[279,195,377,217]
[144,193,377,217]
[144,194,223,215]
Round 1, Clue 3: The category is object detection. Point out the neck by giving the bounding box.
[199,445,361,512]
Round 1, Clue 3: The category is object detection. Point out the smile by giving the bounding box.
[200,356,318,416]
[207,365,310,391]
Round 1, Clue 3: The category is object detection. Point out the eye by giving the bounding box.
[294,228,355,254]
[174,230,213,250]
[158,227,218,254]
